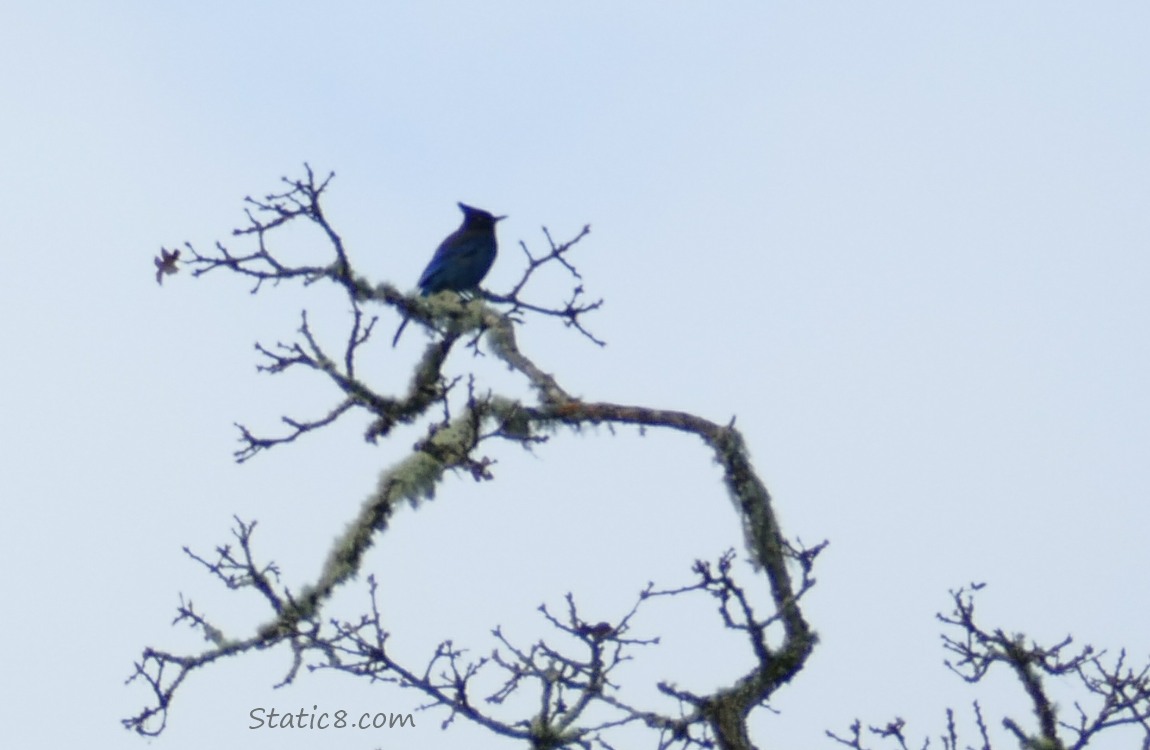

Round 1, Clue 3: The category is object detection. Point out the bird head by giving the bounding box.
[457,202,506,228]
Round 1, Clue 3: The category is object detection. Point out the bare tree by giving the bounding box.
[129,166,820,748]
[828,583,1150,750]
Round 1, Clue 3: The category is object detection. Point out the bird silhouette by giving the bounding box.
[392,203,505,346]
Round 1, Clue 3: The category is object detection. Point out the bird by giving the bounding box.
[392,203,505,346]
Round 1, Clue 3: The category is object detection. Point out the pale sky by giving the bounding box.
[2,3,1148,749]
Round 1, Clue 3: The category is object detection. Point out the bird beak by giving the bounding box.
[494,215,507,222]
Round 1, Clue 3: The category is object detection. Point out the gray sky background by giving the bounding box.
[2,2,1148,748]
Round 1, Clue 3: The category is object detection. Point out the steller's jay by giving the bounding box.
[392,203,505,346]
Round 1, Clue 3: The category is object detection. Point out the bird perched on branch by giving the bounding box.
[392,203,505,346]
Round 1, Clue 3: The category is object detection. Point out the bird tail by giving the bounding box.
[392,315,411,347]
